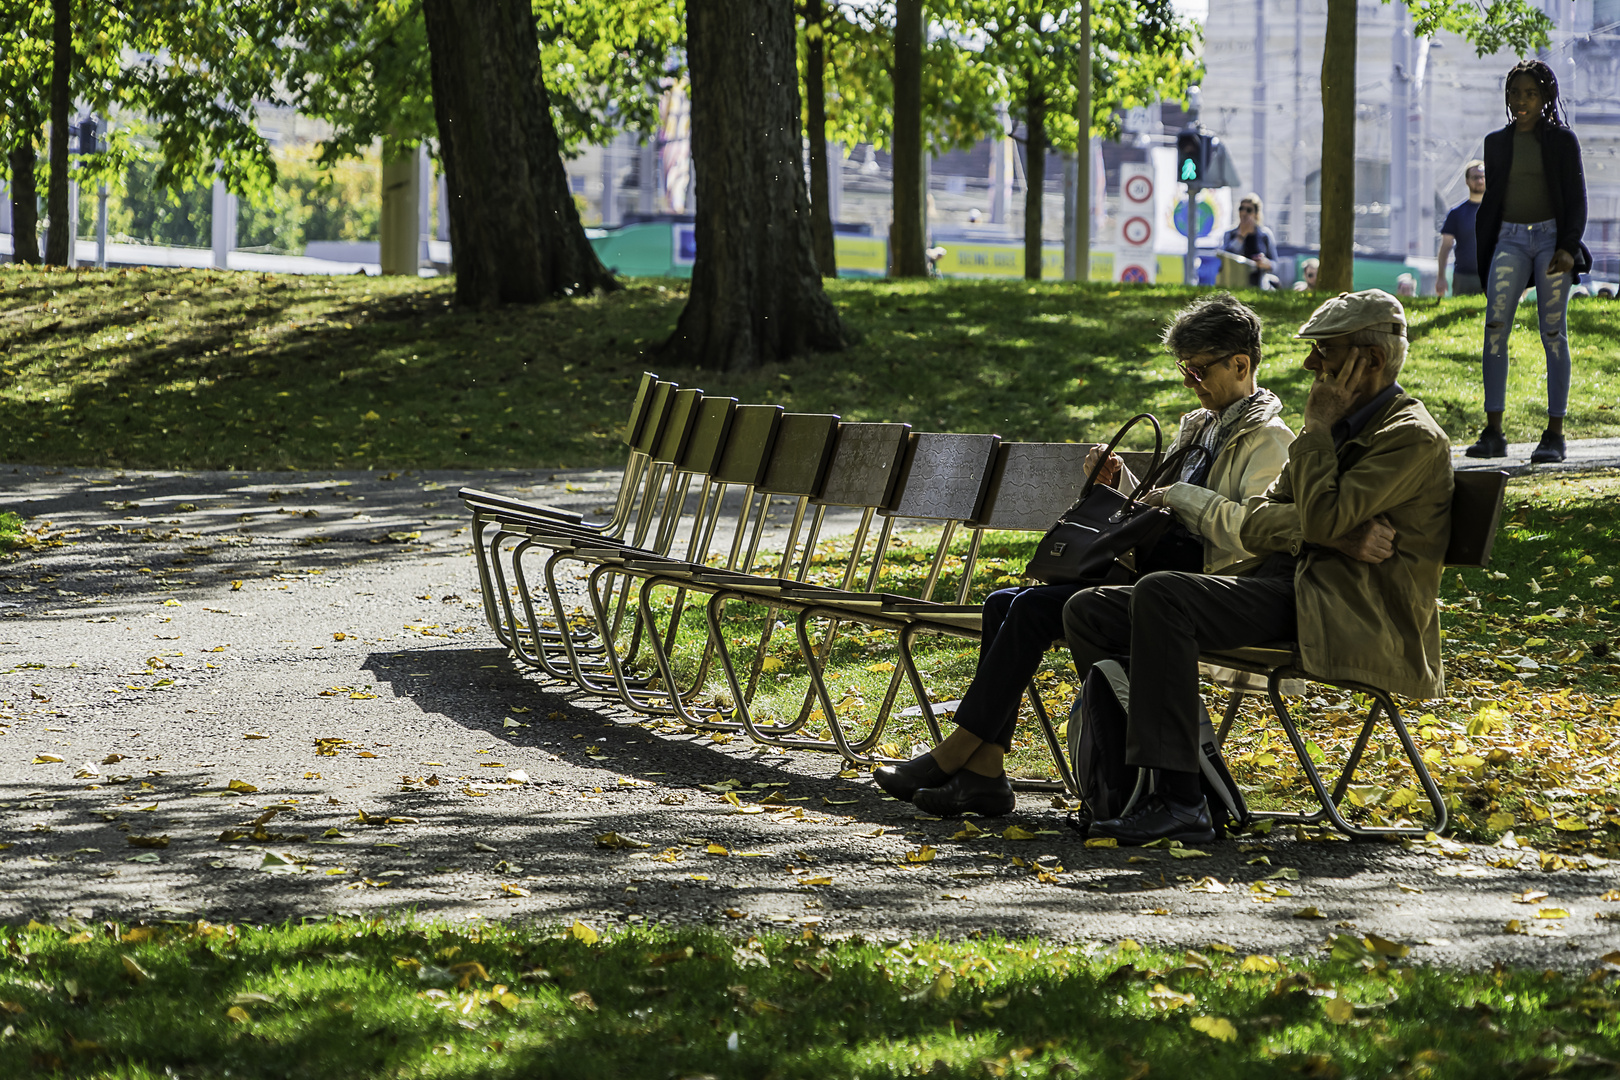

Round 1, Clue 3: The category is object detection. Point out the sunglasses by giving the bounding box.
[1239,204,1258,212]
[1175,353,1235,384]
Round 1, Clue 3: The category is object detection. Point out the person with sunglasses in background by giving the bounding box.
[1466,59,1590,464]
[874,293,1294,818]
[1220,194,1279,289]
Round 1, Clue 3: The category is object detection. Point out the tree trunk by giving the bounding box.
[890,0,926,278]
[44,0,71,267]
[1317,0,1356,293]
[9,145,40,265]
[805,0,837,277]
[662,0,848,370]
[1023,81,1046,282]
[419,0,616,307]
[1069,0,1091,281]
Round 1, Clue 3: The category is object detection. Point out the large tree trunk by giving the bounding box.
[44,0,70,267]
[805,0,837,277]
[890,0,926,278]
[663,0,848,370]
[9,144,40,265]
[419,0,615,307]
[1023,81,1046,282]
[1317,0,1356,293]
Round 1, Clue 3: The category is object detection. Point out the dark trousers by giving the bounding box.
[1452,271,1483,296]
[952,581,1092,750]
[1061,571,1297,774]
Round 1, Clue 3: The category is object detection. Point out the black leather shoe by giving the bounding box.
[873,752,950,803]
[913,770,1016,818]
[1463,428,1507,459]
[1529,429,1566,464]
[1088,793,1216,846]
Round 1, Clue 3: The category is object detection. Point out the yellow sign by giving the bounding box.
[834,235,887,276]
[939,242,1066,279]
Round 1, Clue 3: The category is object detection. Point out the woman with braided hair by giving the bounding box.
[1465,59,1590,464]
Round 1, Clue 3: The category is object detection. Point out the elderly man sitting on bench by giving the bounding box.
[1064,289,1453,845]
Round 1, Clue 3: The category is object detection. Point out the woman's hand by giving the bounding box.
[1254,254,1272,271]
[1140,487,1171,508]
[1084,445,1123,487]
[1549,249,1575,276]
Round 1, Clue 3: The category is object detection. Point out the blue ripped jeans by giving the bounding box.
[1483,219,1572,417]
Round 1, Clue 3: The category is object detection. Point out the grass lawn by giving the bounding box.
[2,266,1618,471]
[3,916,1618,1079]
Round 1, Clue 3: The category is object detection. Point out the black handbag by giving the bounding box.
[1024,414,1210,585]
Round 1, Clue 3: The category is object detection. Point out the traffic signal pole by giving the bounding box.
[1184,179,1201,286]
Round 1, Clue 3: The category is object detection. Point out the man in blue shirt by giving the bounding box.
[1437,160,1485,296]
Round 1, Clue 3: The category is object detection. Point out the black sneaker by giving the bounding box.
[1463,428,1507,459]
[1088,793,1216,846]
[1529,429,1566,464]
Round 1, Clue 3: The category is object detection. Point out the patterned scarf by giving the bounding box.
[1180,390,1262,485]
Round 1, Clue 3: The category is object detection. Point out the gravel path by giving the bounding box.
[2,462,1616,969]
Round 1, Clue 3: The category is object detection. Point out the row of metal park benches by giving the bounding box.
[460,373,1507,838]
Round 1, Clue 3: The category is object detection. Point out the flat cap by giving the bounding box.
[1294,288,1407,339]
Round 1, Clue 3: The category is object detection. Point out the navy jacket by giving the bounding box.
[1476,120,1590,280]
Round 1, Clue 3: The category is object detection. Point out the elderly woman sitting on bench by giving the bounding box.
[876,293,1296,817]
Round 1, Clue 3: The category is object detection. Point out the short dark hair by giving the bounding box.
[1162,292,1263,371]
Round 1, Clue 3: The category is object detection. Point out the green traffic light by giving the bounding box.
[1180,159,1198,182]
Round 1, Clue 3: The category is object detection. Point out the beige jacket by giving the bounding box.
[1239,391,1453,700]
[1119,389,1295,574]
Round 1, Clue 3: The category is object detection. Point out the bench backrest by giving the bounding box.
[814,423,911,509]
[1445,469,1507,568]
[632,380,679,456]
[623,371,661,448]
[971,442,1091,531]
[713,404,784,486]
[652,388,705,465]
[883,432,1001,521]
[759,414,841,497]
[678,397,738,475]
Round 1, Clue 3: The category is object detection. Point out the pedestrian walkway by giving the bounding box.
[1453,436,1620,475]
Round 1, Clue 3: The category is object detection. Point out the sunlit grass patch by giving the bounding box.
[4,267,1619,470]
[2,915,1617,1079]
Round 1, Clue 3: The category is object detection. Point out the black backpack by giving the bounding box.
[1067,658,1249,836]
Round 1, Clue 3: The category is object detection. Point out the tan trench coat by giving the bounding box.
[1239,391,1453,700]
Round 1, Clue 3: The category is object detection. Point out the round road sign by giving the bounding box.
[1124,174,1154,203]
[1119,264,1150,284]
[1121,216,1152,246]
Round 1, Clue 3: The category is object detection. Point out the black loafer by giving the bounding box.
[1463,428,1507,459]
[1088,793,1216,846]
[1529,429,1566,464]
[913,770,1016,818]
[873,752,950,803]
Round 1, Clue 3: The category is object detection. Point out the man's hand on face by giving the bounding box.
[1327,514,1396,563]
[1304,347,1371,432]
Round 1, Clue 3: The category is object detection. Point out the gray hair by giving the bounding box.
[1162,292,1264,372]
[1344,328,1408,381]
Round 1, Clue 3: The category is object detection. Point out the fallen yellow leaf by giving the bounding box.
[1322,996,1353,1025]
[570,920,599,945]
[121,955,151,982]
[904,846,937,864]
[226,779,258,794]
[1190,1016,1237,1042]
[31,754,64,764]
[1002,825,1037,841]
[225,1006,250,1024]
[1241,954,1280,973]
